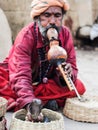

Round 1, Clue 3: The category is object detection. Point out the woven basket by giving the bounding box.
[9,108,65,130]
[0,97,8,117]
[63,94,98,123]
[0,117,6,130]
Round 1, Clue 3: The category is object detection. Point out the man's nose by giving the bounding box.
[49,15,56,24]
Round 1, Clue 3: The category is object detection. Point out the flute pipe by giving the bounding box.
[68,77,82,100]
[58,64,82,100]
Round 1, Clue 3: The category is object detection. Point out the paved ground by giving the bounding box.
[5,49,98,130]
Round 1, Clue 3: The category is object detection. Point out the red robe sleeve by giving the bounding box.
[8,25,35,109]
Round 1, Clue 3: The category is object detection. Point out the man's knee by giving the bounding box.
[75,79,86,95]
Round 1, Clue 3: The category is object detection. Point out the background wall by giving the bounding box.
[0,0,98,41]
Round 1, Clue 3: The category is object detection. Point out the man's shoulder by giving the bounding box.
[61,25,71,33]
[13,22,35,45]
[60,25,71,38]
[15,22,35,40]
[20,22,35,35]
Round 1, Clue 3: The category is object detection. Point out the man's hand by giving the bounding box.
[25,98,43,122]
[62,62,73,77]
[56,62,73,77]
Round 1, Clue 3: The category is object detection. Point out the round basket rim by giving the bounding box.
[12,108,64,124]
[10,108,65,130]
[0,97,8,106]
[0,97,8,117]
[0,117,6,130]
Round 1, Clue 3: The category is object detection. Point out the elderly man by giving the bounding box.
[0,0,86,115]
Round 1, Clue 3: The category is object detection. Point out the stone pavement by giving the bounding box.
[77,49,98,93]
[5,49,98,130]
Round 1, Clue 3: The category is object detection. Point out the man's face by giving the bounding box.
[38,6,63,37]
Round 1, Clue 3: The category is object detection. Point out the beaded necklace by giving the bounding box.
[34,22,52,84]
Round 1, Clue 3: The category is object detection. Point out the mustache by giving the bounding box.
[42,24,60,40]
[45,24,60,33]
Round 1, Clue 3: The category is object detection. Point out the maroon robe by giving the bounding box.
[0,22,86,110]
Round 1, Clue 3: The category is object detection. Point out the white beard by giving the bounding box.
[37,20,47,38]
[37,19,61,37]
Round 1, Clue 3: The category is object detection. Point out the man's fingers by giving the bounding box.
[25,112,33,121]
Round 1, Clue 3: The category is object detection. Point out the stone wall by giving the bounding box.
[0,0,98,40]
[0,0,33,40]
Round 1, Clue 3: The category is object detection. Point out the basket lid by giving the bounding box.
[63,94,98,123]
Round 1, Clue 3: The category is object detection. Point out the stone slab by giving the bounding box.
[0,8,12,62]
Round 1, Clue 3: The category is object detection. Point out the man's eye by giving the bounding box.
[44,13,51,17]
[55,13,62,17]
